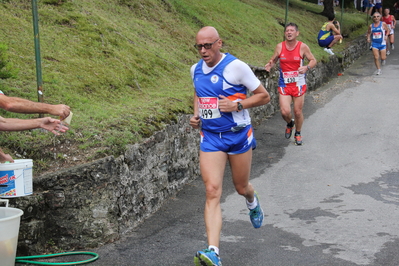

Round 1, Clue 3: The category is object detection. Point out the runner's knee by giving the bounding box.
[234,183,251,197]
[205,183,222,200]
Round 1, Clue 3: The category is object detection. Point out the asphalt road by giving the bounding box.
[38,43,399,266]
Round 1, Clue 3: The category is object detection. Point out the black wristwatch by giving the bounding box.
[237,102,243,111]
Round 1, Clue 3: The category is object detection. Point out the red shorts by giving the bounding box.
[278,84,307,97]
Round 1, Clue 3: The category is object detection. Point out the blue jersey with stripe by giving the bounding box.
[193,53,251,133]
[371,21,386,45]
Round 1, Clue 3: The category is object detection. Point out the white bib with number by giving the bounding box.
[283,71,299,84]
[373,32,382,39]
[198,97,221,119]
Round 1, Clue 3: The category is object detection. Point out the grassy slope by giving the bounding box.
[0,0,368,172]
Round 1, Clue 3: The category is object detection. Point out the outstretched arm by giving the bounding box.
[0,116,68,135]
[0,94,71,119]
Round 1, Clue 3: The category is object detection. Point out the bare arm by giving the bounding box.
[299,43,317,74]
[0,95,70,119]
[238,84,270,109]
[264,43,282,72]
[328,22,341,35]
[366,25,372,42]
[0,116,68,135]
[218,84,270,112]
[382,22,390,40]
[189,92,200,129]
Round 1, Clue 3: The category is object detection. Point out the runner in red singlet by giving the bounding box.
[265,23,317,146]
[382,7,396,54]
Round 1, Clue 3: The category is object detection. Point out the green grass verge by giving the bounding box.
[0,0,369,173]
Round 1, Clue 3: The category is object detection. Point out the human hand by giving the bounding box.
[39,117,69,135]
[189,115,200,129]
[218,95,236,112]
[52,104,71,120]
[298,66,308,74]
[265,62,274,72]
[0,152,14,163]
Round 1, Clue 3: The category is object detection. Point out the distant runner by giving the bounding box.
[367,12,389,75]
[381,7,396,55]
[265,23,316,146]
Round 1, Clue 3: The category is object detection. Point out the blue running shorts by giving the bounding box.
[200,125,256,155]
[371,43,386,50]
[318,35,334,47]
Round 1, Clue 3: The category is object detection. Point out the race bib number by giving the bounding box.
[373,32,382,39]
[198,97,221,119]
[283,71,299,84]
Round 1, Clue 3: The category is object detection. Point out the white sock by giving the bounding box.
[246,196,258,210]
[208,245,219,255]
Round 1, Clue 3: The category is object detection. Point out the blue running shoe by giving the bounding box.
[194,249,222,266]
[249,192,264,228]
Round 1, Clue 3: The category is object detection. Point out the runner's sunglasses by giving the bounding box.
[194,39,219,50]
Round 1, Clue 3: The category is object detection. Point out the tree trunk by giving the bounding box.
[321,0,334,18]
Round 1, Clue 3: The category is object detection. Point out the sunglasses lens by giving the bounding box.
[194,44,211,50]
[194,40,218,50]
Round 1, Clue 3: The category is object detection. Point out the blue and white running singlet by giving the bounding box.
[193,53,251,133]
[371,21,386,45]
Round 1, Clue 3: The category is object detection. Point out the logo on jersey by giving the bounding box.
[211,75,219,84]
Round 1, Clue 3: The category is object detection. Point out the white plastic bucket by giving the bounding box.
[0,200,23,266]
[0,159,33,198]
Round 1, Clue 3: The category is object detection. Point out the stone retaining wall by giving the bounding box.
[8,35,368,255]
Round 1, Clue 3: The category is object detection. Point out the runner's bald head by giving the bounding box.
[196,26,220,41]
